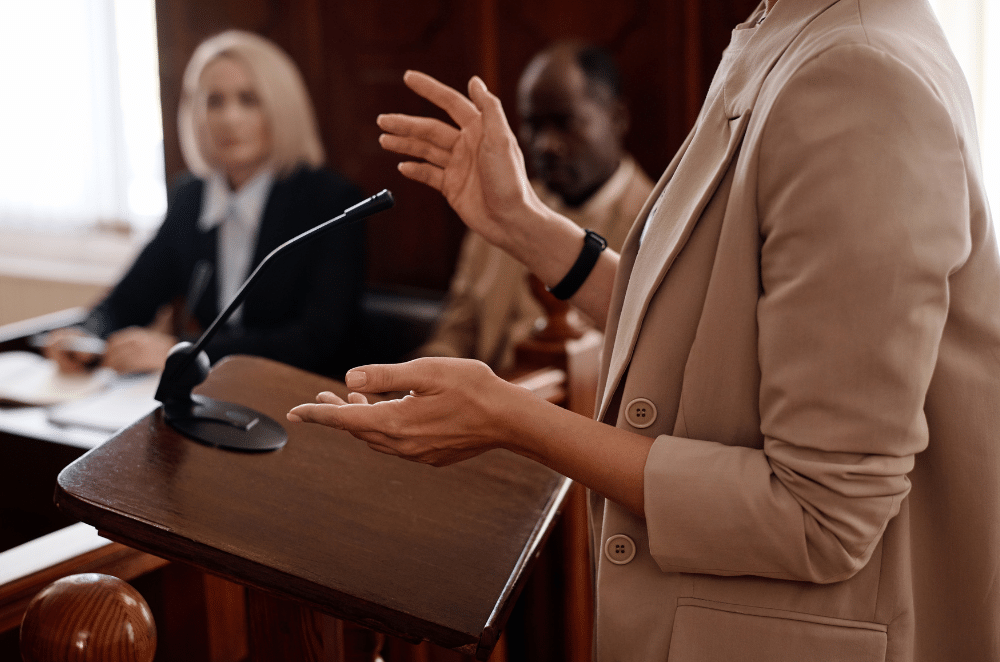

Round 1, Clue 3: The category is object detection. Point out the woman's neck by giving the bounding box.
[226,162,267,192]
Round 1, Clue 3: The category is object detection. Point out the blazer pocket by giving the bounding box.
[668,598,886,662]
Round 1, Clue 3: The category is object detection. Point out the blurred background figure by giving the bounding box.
[416,40,654,374]
[43,30,367,378]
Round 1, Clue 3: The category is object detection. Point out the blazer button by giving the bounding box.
[604,534,636,565]
[624,398,657,429]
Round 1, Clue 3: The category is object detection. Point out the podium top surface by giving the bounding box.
[55,356,570,659]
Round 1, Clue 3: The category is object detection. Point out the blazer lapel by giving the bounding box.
[598,99,750,417]
[597,0,842,419]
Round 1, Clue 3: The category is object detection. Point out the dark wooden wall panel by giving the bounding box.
[154,0,760,292]
[316,1,487,289]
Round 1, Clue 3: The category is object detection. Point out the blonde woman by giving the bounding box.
[46,30,366,378]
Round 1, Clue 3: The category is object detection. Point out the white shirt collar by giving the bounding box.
[198,169,275,232]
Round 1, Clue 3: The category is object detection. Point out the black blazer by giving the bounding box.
[84,166,367,378]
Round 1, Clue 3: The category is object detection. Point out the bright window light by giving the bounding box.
[928,0,999,231]
[0,0,165,232]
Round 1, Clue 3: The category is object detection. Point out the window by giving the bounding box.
[929,0,1000,223]
[0,0,165,233]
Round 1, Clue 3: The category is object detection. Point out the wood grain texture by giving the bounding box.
[55,355,570,659]
[20,573,157,662]
[0,544,167,634]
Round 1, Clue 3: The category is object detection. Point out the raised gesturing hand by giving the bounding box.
[377,71,540,254]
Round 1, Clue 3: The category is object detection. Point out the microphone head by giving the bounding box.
[154,341,211,407]
[343,189,394,218]
[374,189,394,207]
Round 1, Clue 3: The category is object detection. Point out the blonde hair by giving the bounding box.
[178,30,325,178]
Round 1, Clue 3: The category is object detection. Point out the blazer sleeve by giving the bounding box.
[203,169,367,377]
[643,44,971,583]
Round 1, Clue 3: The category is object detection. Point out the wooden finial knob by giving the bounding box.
[20,573,157,662]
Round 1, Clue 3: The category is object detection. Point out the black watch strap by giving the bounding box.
[547,229,608,300]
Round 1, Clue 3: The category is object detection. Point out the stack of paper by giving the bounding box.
[0,351,115,406]
[46,372,160,432]
[0,351,160,433]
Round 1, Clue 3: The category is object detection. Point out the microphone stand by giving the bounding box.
[154,189,394,452]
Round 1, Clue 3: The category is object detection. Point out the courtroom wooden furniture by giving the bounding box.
[55,355,571,661]
[0,311,249,662]
[501,280,603,662]
[0,525,168,635]
[0,286,449,659]
[20,574,157,662]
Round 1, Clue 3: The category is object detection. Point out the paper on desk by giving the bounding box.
[46,372,160,432]
[0,351,115,406]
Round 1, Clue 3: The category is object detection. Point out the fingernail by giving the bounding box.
[286,412,302,423]
[345,370,367,388]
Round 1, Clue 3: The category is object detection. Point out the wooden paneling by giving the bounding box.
[154,0,760,293]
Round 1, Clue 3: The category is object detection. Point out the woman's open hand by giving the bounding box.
[287,357,533,466]
[377,71,541,253]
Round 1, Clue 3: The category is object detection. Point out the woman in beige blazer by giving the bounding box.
[289,0,1000,659]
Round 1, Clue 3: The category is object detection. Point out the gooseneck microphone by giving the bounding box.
[154,189,395,452]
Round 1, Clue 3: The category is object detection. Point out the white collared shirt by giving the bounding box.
[197,170,275,324]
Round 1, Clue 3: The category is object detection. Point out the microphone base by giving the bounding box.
[163,394,287,453]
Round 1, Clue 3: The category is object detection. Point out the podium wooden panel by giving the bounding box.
[54,355,569,660]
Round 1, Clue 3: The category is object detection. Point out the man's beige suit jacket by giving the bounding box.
[421,156,653,373]
[591,0,1000,660]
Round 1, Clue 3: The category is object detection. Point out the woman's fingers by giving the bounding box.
[316,391,346,405]
[343,359,455,396]
[287,402,347,427]
[377,114,458,151]
[347,392,369,405]
[287,358,506,468]
[396,162,445,192]
[402,70,481,128]
[378,134,452,169]
[468,76,513,138]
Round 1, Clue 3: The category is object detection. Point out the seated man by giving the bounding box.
[416,41,654,373]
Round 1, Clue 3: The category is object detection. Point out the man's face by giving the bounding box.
[517,53,625,208]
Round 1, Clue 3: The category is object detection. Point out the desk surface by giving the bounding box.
[0,309,111,450]
[55,355,569,659]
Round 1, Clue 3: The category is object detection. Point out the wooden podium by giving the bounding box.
[54,355,571,660]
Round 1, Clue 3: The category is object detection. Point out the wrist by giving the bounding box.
[513,203,585,284]
[494,379,560,462]
[547,229,607,300]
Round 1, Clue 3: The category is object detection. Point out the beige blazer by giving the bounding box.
[591,0,1000,660]
[420,156,653,372]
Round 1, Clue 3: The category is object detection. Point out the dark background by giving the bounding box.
[155,0,761,295]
